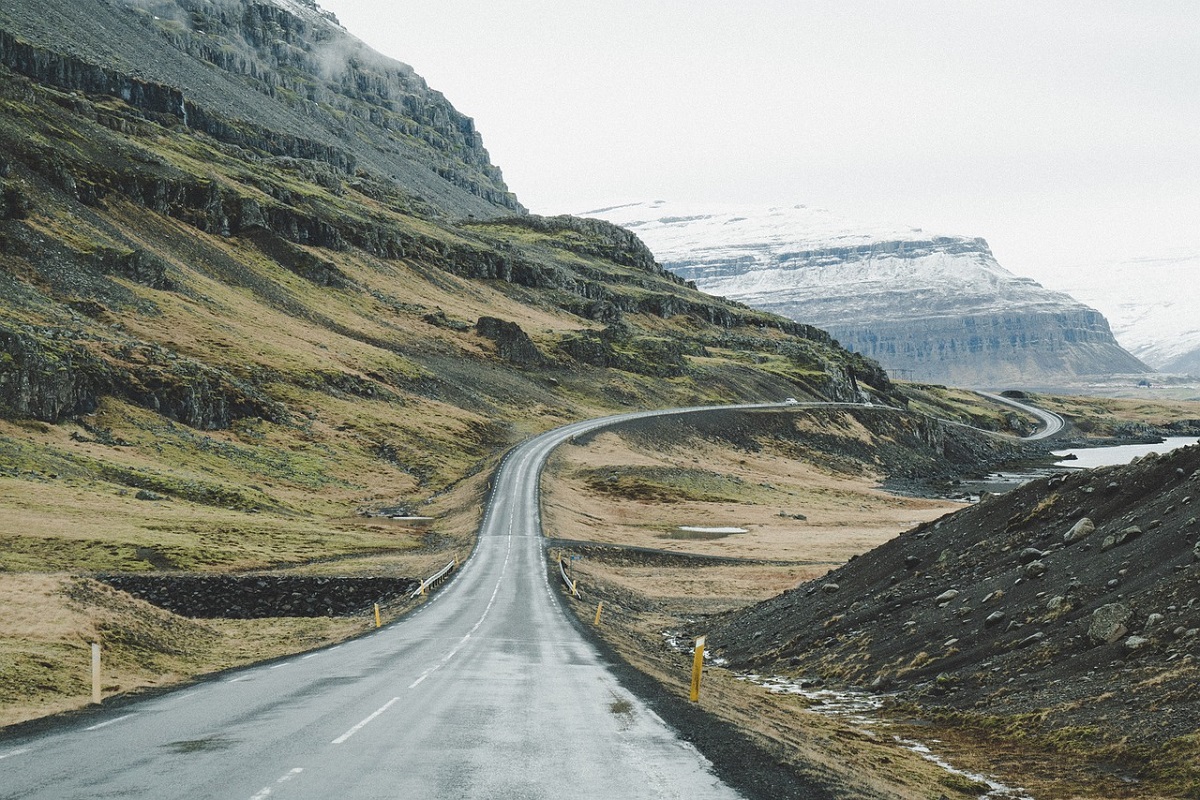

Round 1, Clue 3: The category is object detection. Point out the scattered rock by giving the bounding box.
[821,583,840,594]
[1124,636,1149,652]
[1024,560,1047,578]
[1146,613,1165,628]
[1089,603,1131,644]
[1063,517,1095,544]
[935,589,960,606]
[1018,547,1045,564]
[984,611,1005,626]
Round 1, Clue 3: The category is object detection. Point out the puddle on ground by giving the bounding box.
[162,736,237,754]
[659,526,748,540]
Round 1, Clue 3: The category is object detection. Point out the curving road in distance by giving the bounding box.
[975,390,1065,440]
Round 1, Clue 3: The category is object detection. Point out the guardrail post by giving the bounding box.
[91,642,101,704]
[689,636,706,702]
[593,601,604,625]
[374,603,381,628]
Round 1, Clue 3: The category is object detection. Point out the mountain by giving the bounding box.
[0,0,521,220]
[0,0,896,577]
[587,201,1150,388]
[1047,251,1200,376]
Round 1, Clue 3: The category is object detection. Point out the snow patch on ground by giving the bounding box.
[740,673,1034,800]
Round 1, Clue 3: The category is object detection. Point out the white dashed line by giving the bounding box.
[227,676,250,683]
[268,662,291,670]
[407,534,512,690]
[249,767,303,800]
[0,748,30,761]
[332,697,400,745]
[85,714,133,731]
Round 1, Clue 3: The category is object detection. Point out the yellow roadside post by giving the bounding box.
[689,636,706,702]
[91,642,101,704]
[593,601,604,625]
[374,603,382,628]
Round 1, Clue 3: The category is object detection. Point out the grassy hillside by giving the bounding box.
[0,0,905,725]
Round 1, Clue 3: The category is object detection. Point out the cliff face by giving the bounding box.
[0,0,521,219]
[589,202,1149,388]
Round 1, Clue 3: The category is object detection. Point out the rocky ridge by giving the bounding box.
[587,201,1150,387]
[0,0,521,220]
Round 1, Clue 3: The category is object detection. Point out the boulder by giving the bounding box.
[1018,547,1045,564]
[1089,603,1131,644]
[1063,517,1095,544]
[934,589,960,606]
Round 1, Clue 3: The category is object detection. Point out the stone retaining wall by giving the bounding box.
[98,574,418,619]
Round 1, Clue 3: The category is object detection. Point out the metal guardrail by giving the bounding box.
[411,558,457,598]
[558,558,578,597]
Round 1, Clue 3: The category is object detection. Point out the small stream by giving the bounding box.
[960,436,1198,498]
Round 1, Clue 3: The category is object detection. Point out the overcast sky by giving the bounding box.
[316,1,1199,290]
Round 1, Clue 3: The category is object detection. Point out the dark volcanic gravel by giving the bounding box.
[707,442,1200,749]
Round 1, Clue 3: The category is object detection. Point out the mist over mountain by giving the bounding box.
[0,0,522,220]
[1048,251,1200,376]
[589,201,1150,388]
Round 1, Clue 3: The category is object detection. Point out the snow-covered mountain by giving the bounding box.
[586,201,1149,387]
[1045,251,1200,375]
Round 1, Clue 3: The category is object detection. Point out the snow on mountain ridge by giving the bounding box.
[590,201,1083,316]
[586,200,1148,386]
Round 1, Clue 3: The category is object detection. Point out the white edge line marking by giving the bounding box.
[85,714,133,731]
[249,769,303,800]
[0,748,30,761]
[332,697,400,744]
[302,653,319,660]
[268,662,291,670]
[227,676,250,683]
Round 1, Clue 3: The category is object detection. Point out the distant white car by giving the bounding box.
[783,397,799,405]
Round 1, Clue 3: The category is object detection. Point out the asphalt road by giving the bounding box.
[1,397,1059,799]
[975,390,1066,440]
[2,404,784,800]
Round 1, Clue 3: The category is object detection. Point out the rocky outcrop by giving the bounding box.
[99,573,418,618]
[0,323,285,428]
[587,202,1150,387]
[0,0,522,219]
[475,317,544,366]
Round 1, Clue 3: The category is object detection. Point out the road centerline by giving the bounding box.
[331,697,400,745]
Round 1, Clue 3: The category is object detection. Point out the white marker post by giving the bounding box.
[91,643,101,704]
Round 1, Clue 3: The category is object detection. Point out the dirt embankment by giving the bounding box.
[706,443,1200,796]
